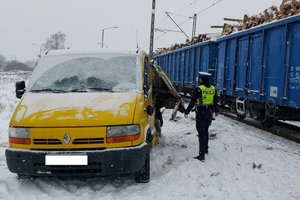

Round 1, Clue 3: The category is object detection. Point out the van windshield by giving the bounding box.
[29,55,140,92]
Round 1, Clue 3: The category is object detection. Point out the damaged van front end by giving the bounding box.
[6,49,183,183]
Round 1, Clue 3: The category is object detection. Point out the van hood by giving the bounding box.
[10,92,139,127]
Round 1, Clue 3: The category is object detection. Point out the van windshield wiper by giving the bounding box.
[87,87,114,92]
[30,88,66,93]
[68,89,87,93]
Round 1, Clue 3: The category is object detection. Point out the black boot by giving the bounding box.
[193,153,205,161]
[199,153,205,161]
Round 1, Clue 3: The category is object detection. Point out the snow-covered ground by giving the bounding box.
[0,72,299,200]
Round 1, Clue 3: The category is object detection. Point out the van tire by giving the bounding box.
[135,151,150,183]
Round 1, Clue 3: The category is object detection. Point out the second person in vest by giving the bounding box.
[184,72,219,162]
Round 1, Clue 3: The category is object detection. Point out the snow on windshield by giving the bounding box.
[28,54,141,92]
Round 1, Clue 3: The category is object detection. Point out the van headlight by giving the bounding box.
[9,127,30,138]
[9,127,31,144]
[106,125,140,143]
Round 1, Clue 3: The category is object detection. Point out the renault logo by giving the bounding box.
[63,133,71,144]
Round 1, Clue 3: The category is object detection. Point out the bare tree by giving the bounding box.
[43,31,66,52]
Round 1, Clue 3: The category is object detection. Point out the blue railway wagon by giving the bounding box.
[217,15,300,125]
[155,41,218,94]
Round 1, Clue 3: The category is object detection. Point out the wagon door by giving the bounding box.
[188,48,195,89]
[217,41,226,93]
[248,33,263,101]
[264,26,286,105]
[224,39,237,96]
[287,22,300,108]
[235,36,249,98]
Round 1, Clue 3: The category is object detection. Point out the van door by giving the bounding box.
[151,61,185,113]
[144,57,158,146]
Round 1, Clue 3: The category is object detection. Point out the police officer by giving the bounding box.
[184,72,219,161]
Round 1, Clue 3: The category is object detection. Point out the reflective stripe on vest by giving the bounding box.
[197,85,215,105]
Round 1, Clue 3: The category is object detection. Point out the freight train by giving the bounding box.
[155,14,300,127]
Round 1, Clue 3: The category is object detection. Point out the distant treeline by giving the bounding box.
[0,31,67,72]
[0,54,34,72]
[0,60,34,72]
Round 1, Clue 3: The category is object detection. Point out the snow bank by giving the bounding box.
[0,72,299,200]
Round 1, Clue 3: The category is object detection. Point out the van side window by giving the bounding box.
[144,57,150,94]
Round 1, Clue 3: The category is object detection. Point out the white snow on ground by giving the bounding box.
[0,72,299,200]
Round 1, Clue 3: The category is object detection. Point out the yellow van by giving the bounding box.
[6,49,183,183]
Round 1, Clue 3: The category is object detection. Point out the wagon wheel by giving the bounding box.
[249,103,259,119]
[265,99,277,117]
[237,113,246,119]
[261,116,274,128]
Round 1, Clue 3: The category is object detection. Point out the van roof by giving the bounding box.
[44,48,145,57]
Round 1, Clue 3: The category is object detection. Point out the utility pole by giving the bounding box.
[136,31,139,50]
[149,0,156,59]
[101,29,105,48]
[192,14,197,38]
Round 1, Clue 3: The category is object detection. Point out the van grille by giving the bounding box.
[33,139,62,145]
[72,138,104,145]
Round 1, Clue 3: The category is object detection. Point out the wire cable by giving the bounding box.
[173,0,202,14]
[195,0,225,15]
[142,0,226,50]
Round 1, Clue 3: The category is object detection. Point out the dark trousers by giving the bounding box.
[196,109,212,155]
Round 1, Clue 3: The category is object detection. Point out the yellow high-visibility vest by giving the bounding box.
[197,85,215,105]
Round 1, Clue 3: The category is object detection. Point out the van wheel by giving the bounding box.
[135,151,150,183]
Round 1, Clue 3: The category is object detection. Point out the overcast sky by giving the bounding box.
[0,0,282,62]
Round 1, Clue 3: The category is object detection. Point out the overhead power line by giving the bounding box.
[165,12,189,38]
[142,0,226,50]
[163,0,226,36]
[153,0,201,35]
[155,28,182,33]
[195,0,225,15]
[165,12,191,18]
[173,0,202,14]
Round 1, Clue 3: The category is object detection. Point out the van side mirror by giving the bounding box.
[146,105,154,116]
[16,81,26,99]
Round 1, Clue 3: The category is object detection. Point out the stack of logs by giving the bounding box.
[221,0,300,35]
[155,0,300,55]
[155,34,210,55]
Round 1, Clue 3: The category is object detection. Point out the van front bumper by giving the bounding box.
[5,143,149,177]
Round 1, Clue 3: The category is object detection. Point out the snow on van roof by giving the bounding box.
[44,48,144,57]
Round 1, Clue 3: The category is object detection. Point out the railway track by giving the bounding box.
[180,95,300,143]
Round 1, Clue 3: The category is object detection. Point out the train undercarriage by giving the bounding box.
[220,95,300,128]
